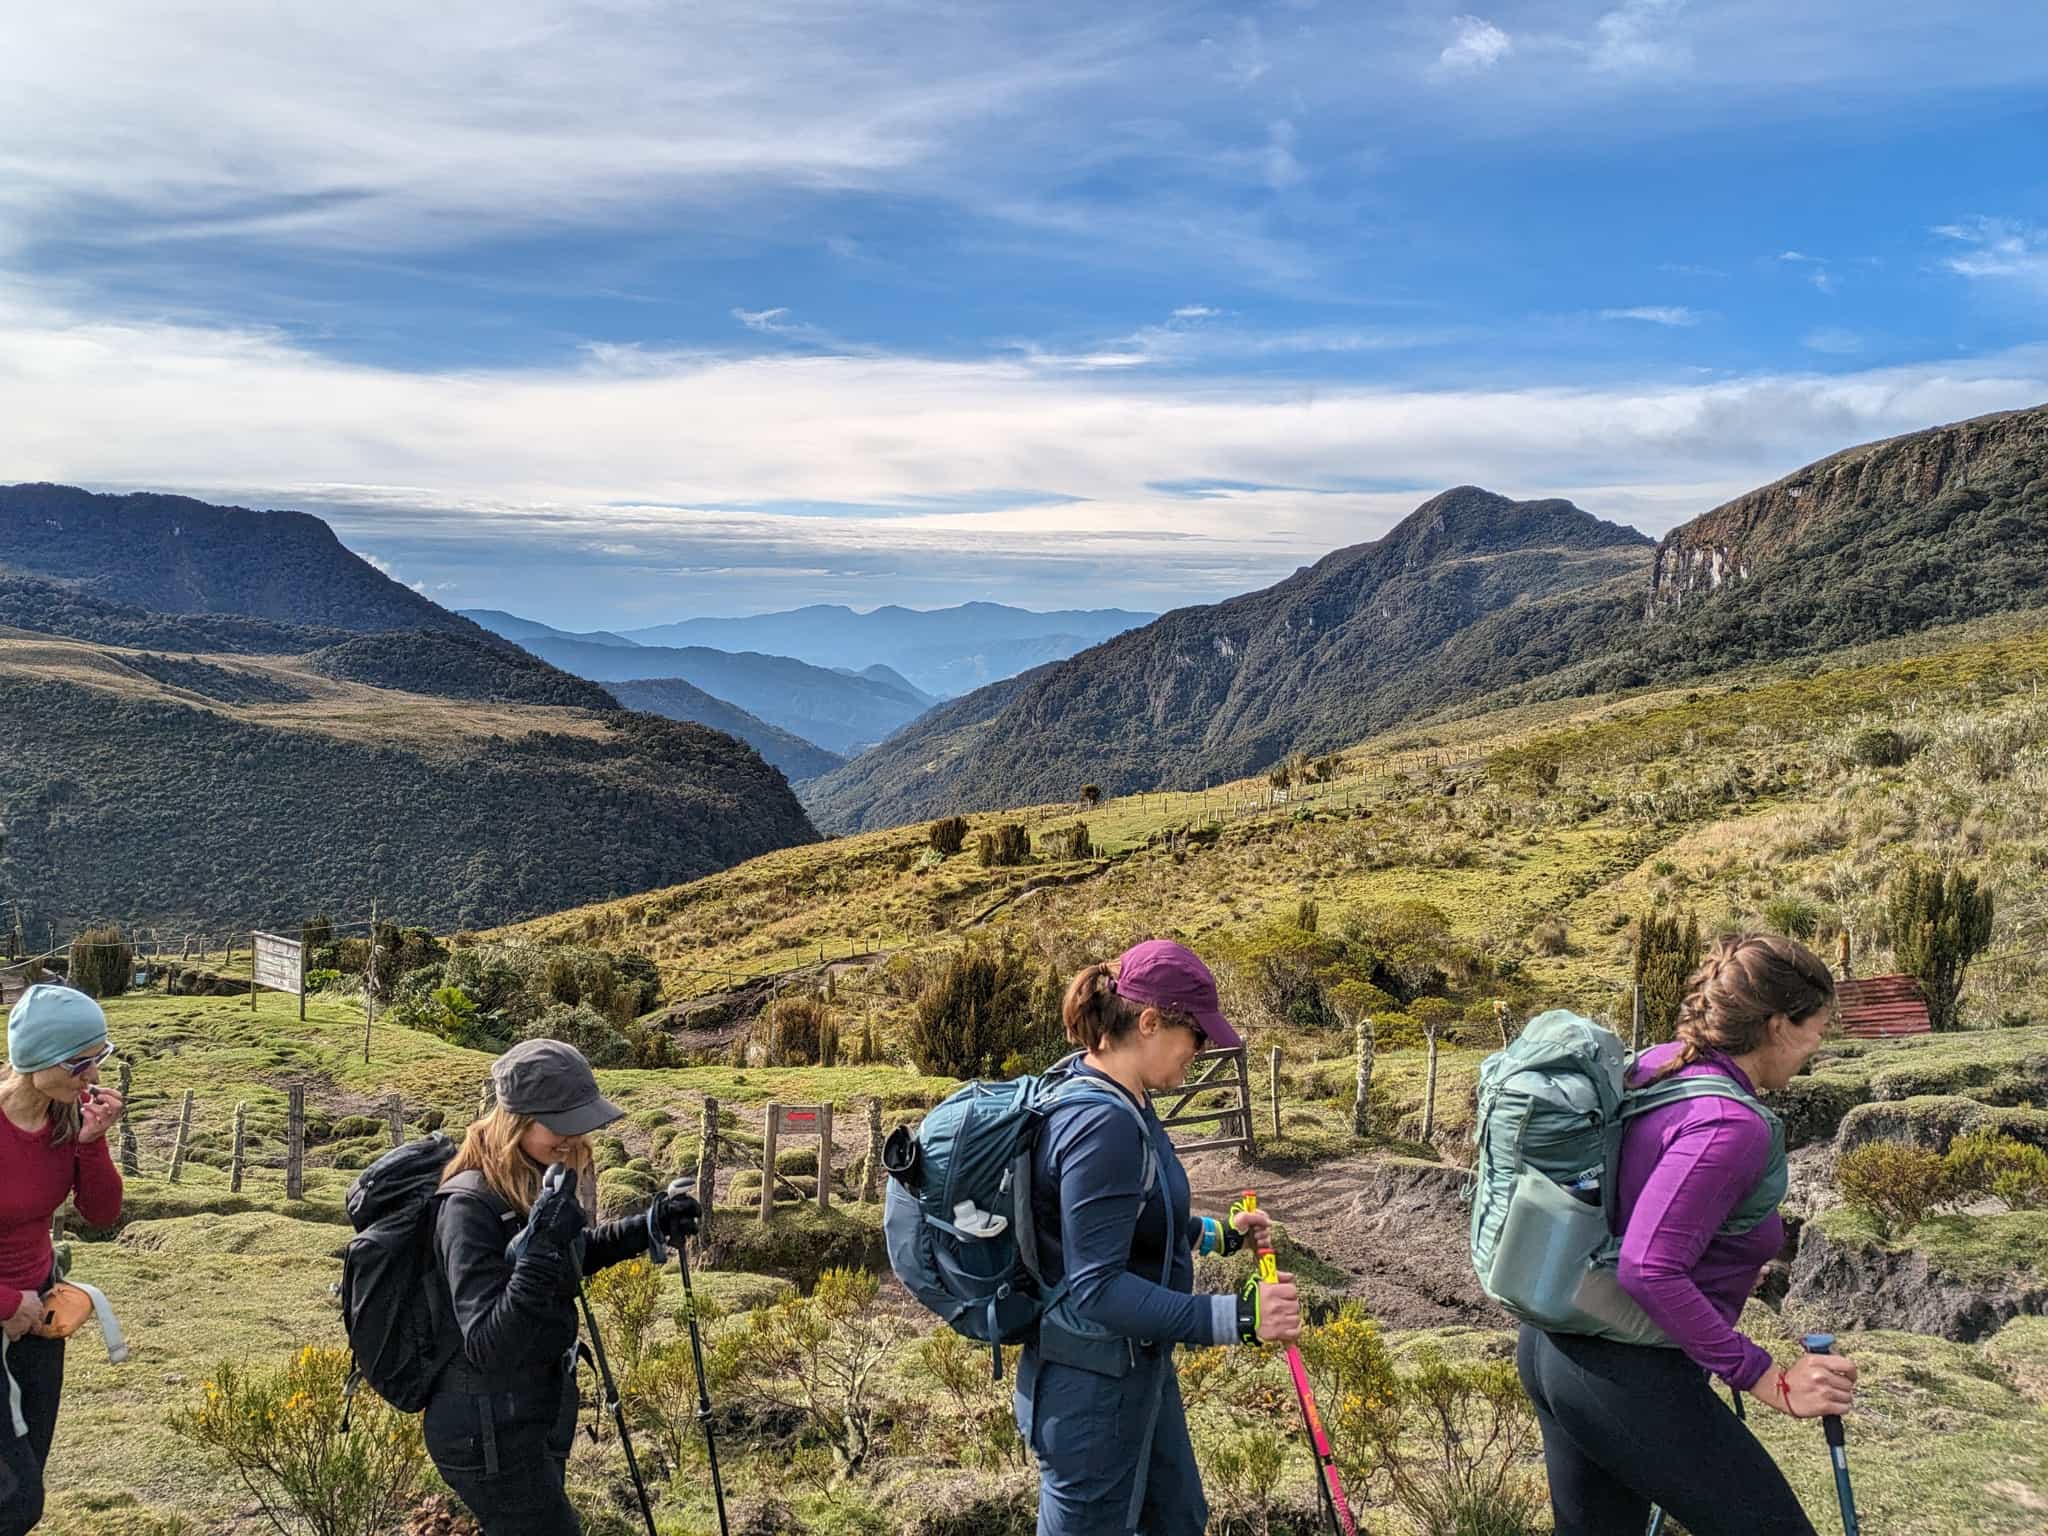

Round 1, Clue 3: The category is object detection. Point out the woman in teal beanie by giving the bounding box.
[1,984,125,1535]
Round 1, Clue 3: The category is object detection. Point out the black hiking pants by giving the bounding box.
[0,1332,64,1536]
[1518,1327,1818,1536]
[424,1361,580,1536]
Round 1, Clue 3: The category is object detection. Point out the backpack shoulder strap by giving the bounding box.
[438,1170,518,1223]
[1624,1069,1774,1125]
[1041,1074,1158,1198]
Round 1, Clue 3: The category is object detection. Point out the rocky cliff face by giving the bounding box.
[1646,404,2048,617]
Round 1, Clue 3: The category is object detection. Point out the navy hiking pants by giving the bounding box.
[1016,1347,1205,1536]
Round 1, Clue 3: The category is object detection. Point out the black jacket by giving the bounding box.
[432,1171,653,1393]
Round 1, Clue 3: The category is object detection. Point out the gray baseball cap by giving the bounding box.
[491,1038,624,1136]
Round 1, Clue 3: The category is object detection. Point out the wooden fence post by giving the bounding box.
[286,1084,305,1201]
[230,1101,248,1192]
[817,1101,834,1213]
[695,1098,718,1248]
[168,1088,195,1184]
[116,1060,139,1175]
[1268,1047,1282,1144]
[1352,1016,1376,1138]
[386,1093,405,1147]
[1421,1025,1441,1144]
[862,1098,883,1203]
[760,1104,780,1222]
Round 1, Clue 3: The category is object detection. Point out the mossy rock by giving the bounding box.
[116,1211,345,1261]
[686,1269,797,1313]
[592,1135,628,1172]
[774,1146,819,1176]
[631,1107,673,1130]
[1775,1074,1870,1149]
[1870,1060,2003,1103]
[700,1200,888,1288]
[597,1166,658,1217]
[1837,1096,2048,1156]
[329,1114,384,1140]
[624,1156,654,1176]
[729,1170,763,1196]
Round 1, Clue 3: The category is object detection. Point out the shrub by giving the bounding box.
[729,1267,906,1473]
[1943,1131,2048,1212]
[1527,916,1570,957]
[906,944,1034,1078]
[1295,899,1320,934]
[1080,784,1102,806]
[1848,726,1912,768]
[524,1000,633,1068]
[172,1344,429,1536]
[1887,861,1995,1033]
[1761,893,1823,941]
[1341,900,1456,1002]
[755,996,836,1066]
[1043,820,1093,861]
[977,824,1031,867]
[69,925,133,998]
[1836,1141,1951,1238]
[1633,908,1702,1045]
[928,816,970,856]
[1297,1308,1540,1534]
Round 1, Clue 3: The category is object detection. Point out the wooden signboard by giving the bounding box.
[250,931,306,1020]
[760,1101,835,1220]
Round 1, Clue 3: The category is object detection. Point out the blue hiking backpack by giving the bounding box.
[883,1053,1160,1380]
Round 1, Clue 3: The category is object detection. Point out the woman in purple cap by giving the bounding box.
[425,1039,702,1536]
[1016,940,1302,1536]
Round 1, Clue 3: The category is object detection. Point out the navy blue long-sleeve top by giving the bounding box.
[1029,1063,1237,1348]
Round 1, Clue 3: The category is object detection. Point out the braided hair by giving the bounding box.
[1650,932,1836,1080]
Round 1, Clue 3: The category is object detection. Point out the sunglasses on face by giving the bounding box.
[63,1043,115,1077]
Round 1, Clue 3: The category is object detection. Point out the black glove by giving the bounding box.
[653,1189,702,1243]
[513,1163,588,1272]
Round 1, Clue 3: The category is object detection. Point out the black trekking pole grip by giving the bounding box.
[667,1178,731,1536]
[1801,1333,1860,1536]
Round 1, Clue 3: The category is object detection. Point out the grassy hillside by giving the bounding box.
[0,632,816,933]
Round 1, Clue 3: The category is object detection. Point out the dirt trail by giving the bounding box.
[1182,1149,1506,1332]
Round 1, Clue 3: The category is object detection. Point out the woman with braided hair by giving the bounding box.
[1517,933,1859,1535]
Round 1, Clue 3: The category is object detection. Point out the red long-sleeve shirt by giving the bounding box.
[0,1112,123,1319]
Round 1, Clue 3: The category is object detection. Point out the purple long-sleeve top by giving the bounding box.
[1614,1042,1781,1391]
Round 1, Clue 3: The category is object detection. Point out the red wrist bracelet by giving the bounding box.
[1777,1368,1792,1413]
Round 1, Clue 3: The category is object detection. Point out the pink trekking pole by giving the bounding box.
[1240,1191,1357,1536]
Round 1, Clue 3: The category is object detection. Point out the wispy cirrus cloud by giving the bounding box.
[1935,218,2048,289]
[1600,306,1702,326]
[1589,0,1691,75]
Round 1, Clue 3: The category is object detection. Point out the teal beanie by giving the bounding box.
[6,984,110,1074]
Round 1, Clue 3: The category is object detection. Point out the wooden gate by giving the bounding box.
[1155,1046,1256,1154]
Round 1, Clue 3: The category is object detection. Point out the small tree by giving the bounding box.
[173,1345,429,1536]
[1887,861,1995,1033]
[69,925,133,999]
[755,996,835,1066]
[905,944,1034,1078]
[1080,784,1102,807]
[977,823,1031,867]
[732,1267,905,1475]
[928,816,970,856]
[1295,899,1320,935]
[1633,909,1703,1045]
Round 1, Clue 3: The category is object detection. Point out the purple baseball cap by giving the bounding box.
[1114,940,1242,1049]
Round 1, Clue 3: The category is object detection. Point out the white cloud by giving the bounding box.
[1935,218,2048,289]
[1778,250,1838,294]
[1436,16,1513,75]
[1172,305,1221,320]
[1590,0,1691,75]
[1600,306,1701,326]
[2,276,2042,608]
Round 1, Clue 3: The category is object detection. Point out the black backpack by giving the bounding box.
[339,1135,463,1416]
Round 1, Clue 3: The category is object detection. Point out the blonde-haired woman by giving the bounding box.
[427,1039,699,1536]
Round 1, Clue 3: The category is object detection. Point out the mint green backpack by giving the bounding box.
[1468,1009,1785,1346]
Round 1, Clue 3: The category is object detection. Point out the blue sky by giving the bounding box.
[2,1,2045,627]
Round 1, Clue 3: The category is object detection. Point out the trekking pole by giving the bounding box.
[1803,1334,1861,1536]
[658,1178,731,1536]
[520,1163,660,1536]
[1239,1192,1358,1536]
